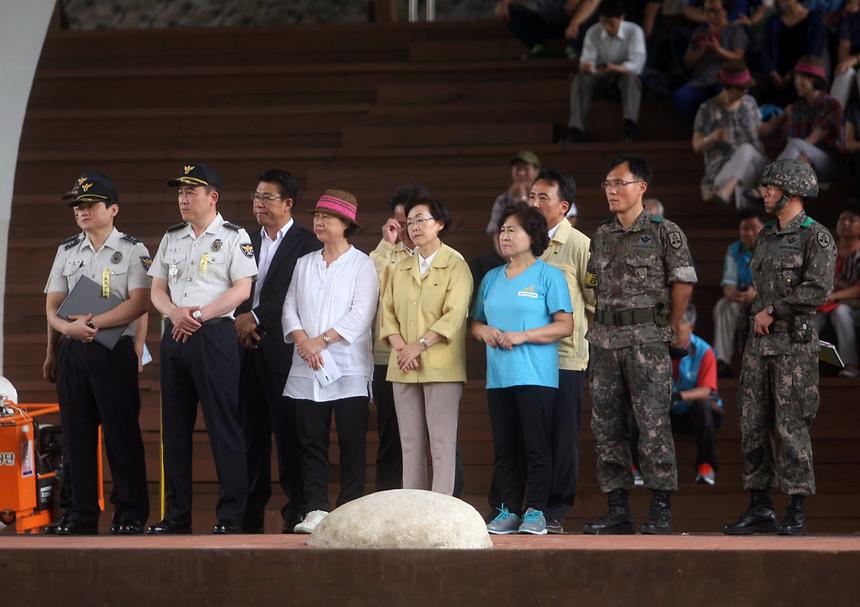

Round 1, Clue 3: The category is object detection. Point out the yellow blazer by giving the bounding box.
[380,243,473,383]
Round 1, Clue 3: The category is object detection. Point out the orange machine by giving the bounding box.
[0,402,103,534]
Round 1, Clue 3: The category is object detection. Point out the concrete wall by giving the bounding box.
[0,1,57,372]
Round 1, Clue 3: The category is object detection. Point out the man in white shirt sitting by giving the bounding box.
[561,0,647,143]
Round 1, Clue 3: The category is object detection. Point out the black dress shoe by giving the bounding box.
[56,520,99,535]
[546,518,565,534]
[110,520,145,535]
[146,519,192,535]
[212,519,240,535]
[282,510,305,534]
[43,513,70,535]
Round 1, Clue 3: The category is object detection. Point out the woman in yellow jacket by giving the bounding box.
[380,198,473,495]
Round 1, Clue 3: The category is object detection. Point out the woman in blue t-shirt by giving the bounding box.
[472,203,573,536]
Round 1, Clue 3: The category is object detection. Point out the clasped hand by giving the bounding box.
[297,335,325,370]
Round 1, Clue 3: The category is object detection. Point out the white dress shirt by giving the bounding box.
[418,248,439,278]
[580,20,646,75]
[282,246,379,402]
[252,218,293,310]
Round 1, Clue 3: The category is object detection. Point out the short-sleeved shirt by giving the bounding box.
[694,94,763,187]
[472,259,573,389]
[148,212,257,317]
[786,93,843,154]
[585,211,698,348]
[44,227,151,337]
[686,23,749,87]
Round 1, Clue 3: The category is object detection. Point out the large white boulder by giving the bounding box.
[307,489,493,549]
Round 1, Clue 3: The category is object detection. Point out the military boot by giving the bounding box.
[723,490,778,535]
[640,490,672,535]
[582,489,634,534]
[777,495,806,536]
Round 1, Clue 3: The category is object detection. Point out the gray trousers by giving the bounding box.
[816,304,860,366]
[777,138,837,183]
[712,297,742,364]
[568,72,642,130]
[393,381,462,495]
[714,143,768,209]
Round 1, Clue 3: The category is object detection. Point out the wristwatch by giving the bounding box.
[766,304,775,317]
[322,334,331,346]
[85,319,96,330]
[192,310,203,322]
[418,336,430,351]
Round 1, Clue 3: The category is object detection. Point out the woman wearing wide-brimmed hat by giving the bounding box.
[776,55,843,185]
[282,189,378,534]
[693,59,768,208]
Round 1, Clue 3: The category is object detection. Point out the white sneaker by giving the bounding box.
[293,510,328,534]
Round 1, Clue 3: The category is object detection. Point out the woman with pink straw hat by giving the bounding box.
[282,189,378,534]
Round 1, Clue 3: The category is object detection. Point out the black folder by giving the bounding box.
[57,276,127,350]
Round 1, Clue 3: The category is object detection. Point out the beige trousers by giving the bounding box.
[392,382,462,495]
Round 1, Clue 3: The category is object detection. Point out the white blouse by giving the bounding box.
[282,246,379,402]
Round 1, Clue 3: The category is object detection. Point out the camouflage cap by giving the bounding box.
[759,159,818,198]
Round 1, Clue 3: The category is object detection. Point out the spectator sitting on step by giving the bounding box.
[560,0,647,143]
[842,102,860,197]
[630,304,724,486]
[831,0,860,111]
[471,151,542,289]
[644,197,665,216]
[674,0,749,122]
[771,55,843,185]
[758,0,826,106]
[495,0,600,60]
[683,0,770,26]
[815,204,860,377]
[712,208,767,378]
[693,60,768,207]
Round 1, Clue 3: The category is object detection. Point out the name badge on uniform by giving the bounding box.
[517,286,539,299]
[199,252,210,275]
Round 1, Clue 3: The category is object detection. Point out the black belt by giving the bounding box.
[597,307,663,327]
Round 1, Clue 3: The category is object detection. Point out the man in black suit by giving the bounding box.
[235,169,322,533]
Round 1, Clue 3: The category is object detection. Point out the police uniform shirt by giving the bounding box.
[148,212,257,317]
[44,227,152,337]
[747,210,836,356]
[585,210,698,349]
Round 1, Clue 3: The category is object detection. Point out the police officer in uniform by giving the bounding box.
[43,172,151,535]
[724,159,835,536]
[147,163,257,534]
[583,155,697,535]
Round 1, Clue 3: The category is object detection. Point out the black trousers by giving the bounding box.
[160,319,247,524]
[545,369,585,521]
[630,399,721,470]
[372,365,466,496]
[240,347,304,532]
[507,3,589,51]
[372,365,402,492]
[295,395,369,512]
[55,337,148,526]
[487,385,555,515]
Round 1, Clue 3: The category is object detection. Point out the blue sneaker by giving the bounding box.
[518,508,547,535]
[487,505,522,535]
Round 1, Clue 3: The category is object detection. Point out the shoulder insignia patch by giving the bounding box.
[140,256,153,270]
[800,217,815,229]
[121,233,141,245]
[668,231,684,249]
[224,221,241,231]
[167,222,188,232]
[650,215,664,223]
[816,231,832,248]
[240,242,255,258]
[584,272,598,288]
[61,234,81,250]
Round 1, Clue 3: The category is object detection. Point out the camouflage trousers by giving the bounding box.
[589,342,677,492]
[738,342,819,495]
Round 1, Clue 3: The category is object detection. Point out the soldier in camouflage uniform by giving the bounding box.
[583,155,698,535]
[724,159,835,536]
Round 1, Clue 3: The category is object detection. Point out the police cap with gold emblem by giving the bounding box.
[167,162,222,189]
[62,171,119,207]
